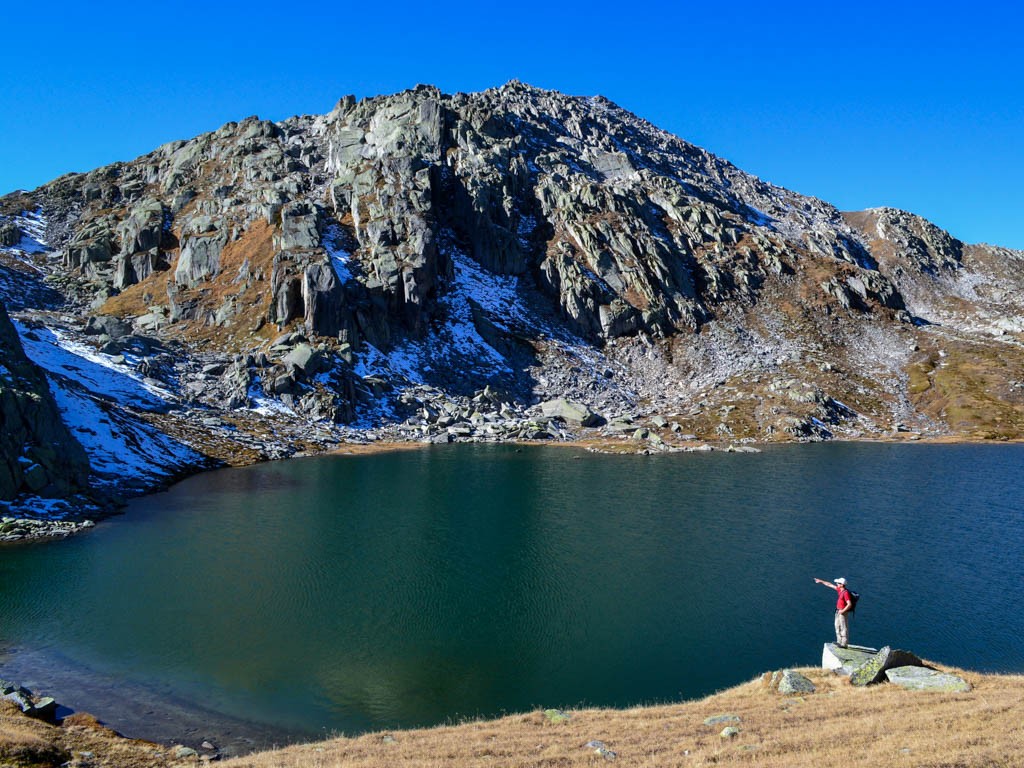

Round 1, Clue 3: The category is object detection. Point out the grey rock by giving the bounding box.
[27,696,58,721]
[884,666,971,692]
[770,669,816,695]
[277,201,321,250]
[540,398,603,427]
[0,221,22,247]
[175,223,228,287]
[0,302,91,501]
[282,343,323,375]
[822,643,878,675]
[85,315,133,340]
[703,714,741,726]
[850,646,926,686]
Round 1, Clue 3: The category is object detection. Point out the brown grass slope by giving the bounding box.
[222,665,1024,768]
[3,666,1023,767]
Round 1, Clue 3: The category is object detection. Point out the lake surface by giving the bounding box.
[2,442,1023,750]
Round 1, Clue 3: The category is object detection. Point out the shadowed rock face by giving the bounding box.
[0,303,90,500]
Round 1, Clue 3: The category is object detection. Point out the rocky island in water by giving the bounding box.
[3,81,1024,537]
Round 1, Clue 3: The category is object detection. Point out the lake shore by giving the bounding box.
[5,662,1022,768]
[4,425,1023,543]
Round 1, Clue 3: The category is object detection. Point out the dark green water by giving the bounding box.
[2,443,1023,747]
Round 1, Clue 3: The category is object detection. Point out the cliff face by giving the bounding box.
[0,302,90,501]
[2,82,1024,511]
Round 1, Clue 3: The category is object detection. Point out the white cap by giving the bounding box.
[834,577,847,585]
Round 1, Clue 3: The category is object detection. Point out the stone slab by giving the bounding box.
[822,643,878,675]
[850,646,925,687]
[885,666,971,692]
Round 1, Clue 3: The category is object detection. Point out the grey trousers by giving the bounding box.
[835,610,850,646]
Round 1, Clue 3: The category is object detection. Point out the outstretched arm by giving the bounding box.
[813,577,839,591]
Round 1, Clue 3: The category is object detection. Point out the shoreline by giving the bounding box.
[4,428,1024,543]
[5,658,1023,767]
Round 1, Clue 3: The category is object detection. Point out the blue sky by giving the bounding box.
[2,1,1021,247]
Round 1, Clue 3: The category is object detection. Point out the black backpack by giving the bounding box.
[846,589,860,614]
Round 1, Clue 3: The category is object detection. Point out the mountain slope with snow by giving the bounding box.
[3,82,1024,523]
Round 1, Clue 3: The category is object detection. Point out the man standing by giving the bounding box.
[814,577,853,648]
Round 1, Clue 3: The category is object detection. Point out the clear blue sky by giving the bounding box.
[2,1,1021,248]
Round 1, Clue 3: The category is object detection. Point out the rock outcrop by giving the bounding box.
[885,666,971,692]
[822,643,878,675]
[0,303,91,501]
[766,669,815,695]
[849,646,927,686]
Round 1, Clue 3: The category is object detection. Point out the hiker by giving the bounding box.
[814,577,853,648]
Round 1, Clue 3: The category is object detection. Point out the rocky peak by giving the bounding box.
[3,81,1024,515]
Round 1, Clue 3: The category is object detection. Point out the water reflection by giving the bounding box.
[1,442,1023,742]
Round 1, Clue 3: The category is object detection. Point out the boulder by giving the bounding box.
[540,398,604,427]
[85,315,133,340]
[277,201,321,250]
[0,221,21,247]
[27,696,58,721]
[175,225,228,287]
[822,643,877,675]
[850,646,926,686]
[703,714,740,726]
[282,343,323,375]
[884,666,971,692]
[768,669,815,695]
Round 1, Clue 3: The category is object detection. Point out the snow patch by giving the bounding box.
[353,246,528,388]
[323,222,354,283]
[14,322,174,410]
[46,377,199,484]
[744,206,774,227]
[1,209,50,256]
[246,379,296,416]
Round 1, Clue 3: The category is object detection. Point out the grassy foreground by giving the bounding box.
[4,663,1022,768]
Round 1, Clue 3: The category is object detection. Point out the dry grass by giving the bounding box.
[2,667,1021,767]
[908,334,1024,439]
[100,219,280,353]
[0,699,165,768]
[222,666,1024,768]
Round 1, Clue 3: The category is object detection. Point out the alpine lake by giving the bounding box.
[2,442,1023,754]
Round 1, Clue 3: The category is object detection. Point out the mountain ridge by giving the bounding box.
[3,81,1024,526]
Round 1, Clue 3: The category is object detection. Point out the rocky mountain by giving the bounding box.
[3,81,1024,526]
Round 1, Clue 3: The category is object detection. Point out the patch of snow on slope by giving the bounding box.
[46,377,200,485]
[15,323,174,410]
[14,210,49,254]
[11,320,200,486]
[323,222,354,283]
[246,377,295,416]
[356,248,526,386]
